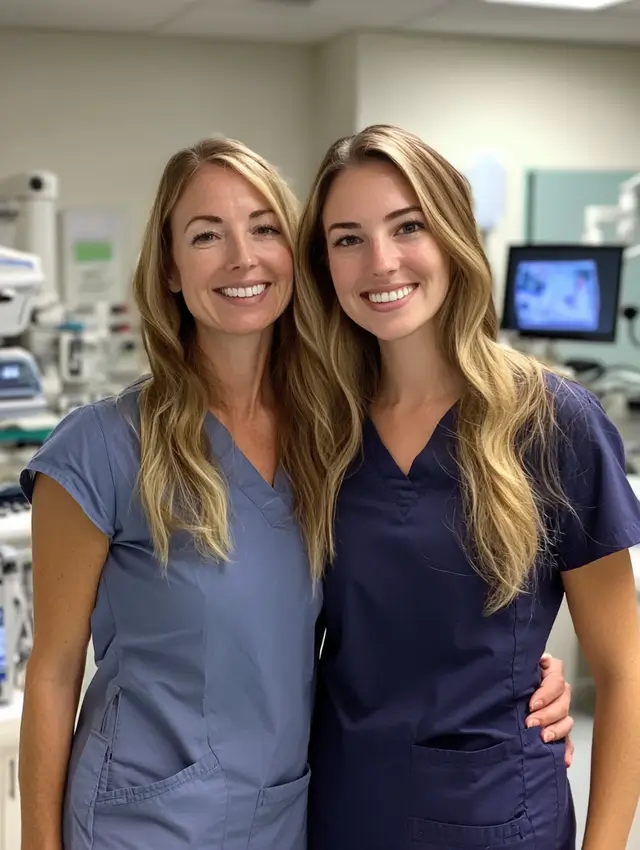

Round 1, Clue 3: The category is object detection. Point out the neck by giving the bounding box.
[376,326,461,410]
[198,327,275,422]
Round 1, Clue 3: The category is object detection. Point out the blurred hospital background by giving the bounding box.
[0,0,640,845]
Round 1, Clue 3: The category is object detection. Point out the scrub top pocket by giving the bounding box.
[408,727,557,845]
[248,764,311,850]
[67,730,227,850]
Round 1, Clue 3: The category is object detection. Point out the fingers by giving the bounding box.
[564,735,575,768]
[529,681,572,722]
[530,714,574,744]
[538,653,564,680]
[529,670,565,711]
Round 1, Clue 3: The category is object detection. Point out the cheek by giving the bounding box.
[417,240,448,280]
[277,250,294,287]
[262,242,293,284]
[174,250,222,293]
[328,255,358,305]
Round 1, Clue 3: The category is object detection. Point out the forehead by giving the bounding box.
[172,163,269,224]
[323,160,419,223]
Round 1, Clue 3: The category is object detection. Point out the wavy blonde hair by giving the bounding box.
[291,125,568,612]
[132,137,324,568]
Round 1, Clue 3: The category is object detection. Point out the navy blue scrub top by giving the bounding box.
[21,386,321,850]
[308,375,640,850]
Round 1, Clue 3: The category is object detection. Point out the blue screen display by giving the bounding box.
[501,245,624,342]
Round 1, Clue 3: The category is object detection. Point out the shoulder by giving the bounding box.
[19,383,146,534]
[541,370,621,462]
[543,370,603,432]
[90,381,143,438]
[35,384,141,457]
[541,369,628,482]
[23,382,144,483]
[539,373,640,569]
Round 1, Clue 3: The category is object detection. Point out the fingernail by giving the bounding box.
[543,731,555,743]
[531,700,543,710]
[526,717,540,728]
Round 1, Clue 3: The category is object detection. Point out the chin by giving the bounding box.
[226,319,278,336]
[365,315,429,343]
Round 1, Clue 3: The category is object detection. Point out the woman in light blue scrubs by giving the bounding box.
[19,136,572,850]
[295,125,640,850]
[19,139,321,850]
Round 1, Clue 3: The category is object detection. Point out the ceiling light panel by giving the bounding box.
[484,0,631,9]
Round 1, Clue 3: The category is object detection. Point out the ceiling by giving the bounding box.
[2,0,640,47]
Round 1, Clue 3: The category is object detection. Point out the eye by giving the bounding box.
[397,219,425,236]
[332,234,362,248]
[190,230,218,246]
[254,224,281,237]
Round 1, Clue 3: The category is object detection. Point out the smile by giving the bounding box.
[217,283,269,299]
[365,284,418,304]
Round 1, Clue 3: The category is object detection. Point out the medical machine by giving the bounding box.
[500,243,625,343]
[0,171,59,309]
[583,171,640,260]
[0,169,139,401]
[0,481,36,705]
[0,244,43,339]
[0,246,50,421]
[0,543,32,705]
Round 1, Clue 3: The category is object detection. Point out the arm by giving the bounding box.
[20,474,109,850]
[562,549,640,850]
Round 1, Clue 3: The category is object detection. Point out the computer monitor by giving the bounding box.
[500,244,624,342]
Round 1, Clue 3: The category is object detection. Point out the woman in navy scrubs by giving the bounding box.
[294,125,640,849]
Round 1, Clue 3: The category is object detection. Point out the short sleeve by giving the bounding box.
[20,403,116,538]
[556,387,640,571]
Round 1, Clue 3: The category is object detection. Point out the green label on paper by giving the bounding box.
[74,241,113,263]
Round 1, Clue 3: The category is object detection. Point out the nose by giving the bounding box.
[224,233,256,272]
[369,235,399,278]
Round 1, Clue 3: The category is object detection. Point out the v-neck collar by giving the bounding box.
[363,403,458,519]
[205,412,293,527]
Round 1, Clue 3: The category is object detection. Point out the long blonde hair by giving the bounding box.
[291,125,567,612]
[132,137,325,568]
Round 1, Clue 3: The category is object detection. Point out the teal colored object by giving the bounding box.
[0,426,53,446]
[524,168,640,367]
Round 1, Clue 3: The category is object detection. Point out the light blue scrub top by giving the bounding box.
[20,386,321,850]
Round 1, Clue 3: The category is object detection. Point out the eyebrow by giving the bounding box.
[327,205,423,233]
[184,208,273,232]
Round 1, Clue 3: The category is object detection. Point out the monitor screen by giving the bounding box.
[500,244,624,342]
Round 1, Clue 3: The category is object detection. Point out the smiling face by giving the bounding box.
[322,159,450,343]
[169,163,293,341]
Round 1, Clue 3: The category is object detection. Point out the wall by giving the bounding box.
[3,27,640,314]
[0,29,316,275]
[355,32,640,307]
[311,33,359,172]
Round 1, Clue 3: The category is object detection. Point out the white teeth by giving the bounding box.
[219,284,267,298]
[368,285,416,304]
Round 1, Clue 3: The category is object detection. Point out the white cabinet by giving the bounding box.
[0,747,20,850]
